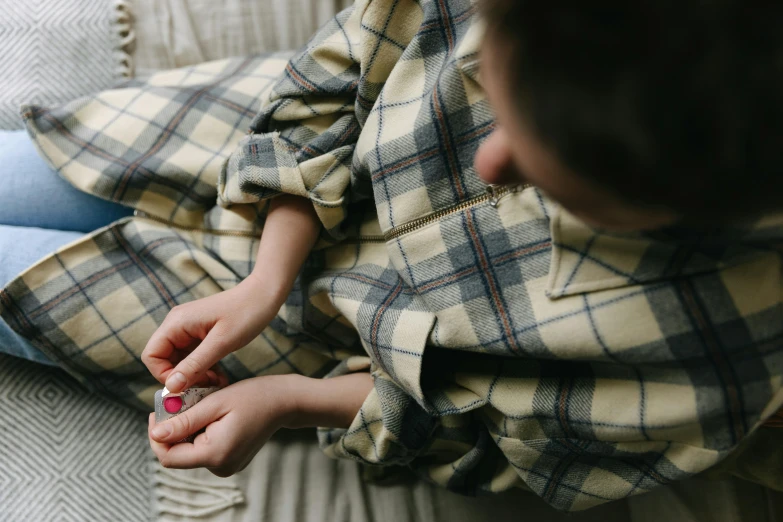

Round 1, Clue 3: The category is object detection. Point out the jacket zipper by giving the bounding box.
[133,183,530,243]
[376,183,531,242]
[133,210,261,238]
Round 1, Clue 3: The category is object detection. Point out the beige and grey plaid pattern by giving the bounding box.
[2,0,783,512]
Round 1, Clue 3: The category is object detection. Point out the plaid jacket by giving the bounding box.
[3,0,783,511]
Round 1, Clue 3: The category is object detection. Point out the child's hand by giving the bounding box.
[141,275,284,394]
[142,195,321,394]
[148,373,374,477]
[148,376,291,477]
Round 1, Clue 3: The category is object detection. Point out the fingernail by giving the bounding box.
[167,372,187,391]
[152,424,172,439]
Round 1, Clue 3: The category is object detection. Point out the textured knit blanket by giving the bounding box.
[0,355,149,521]
[0,0,133,129]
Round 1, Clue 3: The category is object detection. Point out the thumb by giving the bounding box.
[164,325,235,393]
[150,392,225,443]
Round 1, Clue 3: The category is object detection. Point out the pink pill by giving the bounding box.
[164,396,183,414]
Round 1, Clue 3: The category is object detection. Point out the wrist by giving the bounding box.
[277,373,374,430]
[240,271,289,309]
[246,374,303,430]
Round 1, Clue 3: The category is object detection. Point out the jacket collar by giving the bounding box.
[547,205,783,298]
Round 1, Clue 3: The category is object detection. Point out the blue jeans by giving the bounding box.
[0,130,134,366]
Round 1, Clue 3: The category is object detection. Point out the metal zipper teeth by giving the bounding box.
[343,235,388,244]
[133,210,261,238]
[378,183,532,242]
[133,183,531,243]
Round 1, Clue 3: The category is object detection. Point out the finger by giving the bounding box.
[192,370,229,389]
[157,438,220,470]
[204,370,224,388]
[170,340,201,367]
[142,335,176,384]
[154,341,204,387]
[157,420,231,470]
[165,325,235,393]
[215,369,231,388]
[148,413,172,461]
[206,366,230,388]
[143,323,202,384]
[150,392,227,444]
[187,369,217,389]
[183,359,229,388]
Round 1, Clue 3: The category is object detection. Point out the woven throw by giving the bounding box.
[0,355,150,521]
[130,0,350,76]
[0,0,134,130]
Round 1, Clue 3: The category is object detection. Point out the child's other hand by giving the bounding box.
[147,373,374,477]
[141,274,284,394]
[148,376,292,477]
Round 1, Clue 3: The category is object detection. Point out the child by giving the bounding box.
[3,0,782,511]
[142,0,783,510]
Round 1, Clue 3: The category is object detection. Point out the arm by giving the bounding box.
[142,194,321,393]
[145,196,375,475]
[283,372,376,430]
[144,2,369,391]
[245,194,321,303]
[148,372,374,476]
[146,0,382,476]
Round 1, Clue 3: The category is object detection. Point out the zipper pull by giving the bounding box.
[134,209,148,218]
[486,183,532,208]
[486,184,504,208]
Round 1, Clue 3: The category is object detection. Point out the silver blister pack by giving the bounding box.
[154,387,220,442]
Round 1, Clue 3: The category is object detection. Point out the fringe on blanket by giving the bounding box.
[113,0,136,77]
[152,461,246,519]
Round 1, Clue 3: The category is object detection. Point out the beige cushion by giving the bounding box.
[129,0,352,76]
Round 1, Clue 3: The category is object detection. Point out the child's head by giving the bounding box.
[476,1,783,231]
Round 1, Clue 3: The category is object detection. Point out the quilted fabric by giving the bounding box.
[2,0,783,512]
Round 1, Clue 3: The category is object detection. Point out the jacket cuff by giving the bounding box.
[218,132,350,238]
[318,362,438,466]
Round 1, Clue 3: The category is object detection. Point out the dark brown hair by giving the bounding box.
[481,1,783,220]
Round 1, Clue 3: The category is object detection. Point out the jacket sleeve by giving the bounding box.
[219,0,405,241]
[318,353,525,496]
[318,286,783,512]
[218,0,421,241]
